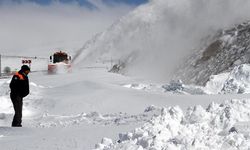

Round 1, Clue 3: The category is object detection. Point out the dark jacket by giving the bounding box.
[9,71,29,98]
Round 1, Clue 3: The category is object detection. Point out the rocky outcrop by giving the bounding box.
[176,21,250,85]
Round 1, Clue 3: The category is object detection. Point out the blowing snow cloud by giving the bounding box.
[0,0,135,56]
[74,0,250,82]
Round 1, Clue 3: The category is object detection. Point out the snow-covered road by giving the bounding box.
[1,67,250,149]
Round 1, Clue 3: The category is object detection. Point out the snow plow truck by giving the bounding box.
[48,51,71,74]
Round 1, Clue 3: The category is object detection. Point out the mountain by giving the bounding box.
[73,0,250,83]
[176,21,250,85]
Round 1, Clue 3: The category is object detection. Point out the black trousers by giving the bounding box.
[10,94,23,127]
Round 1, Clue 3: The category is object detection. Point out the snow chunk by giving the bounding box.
[123,80,205,95]
[162,80,205,95]
[123,83,163,93]
[205,72,230,94]
[205,64,250,94]
[162,80,184,92]
[222,64,250,94]
[123,64,250,95]
[95,138,113,150]
[95,99,250,150]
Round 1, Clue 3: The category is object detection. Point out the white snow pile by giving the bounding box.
[94,99,250,150]
[0,79,13,121]
[123,80,205,95]
[0,79,10,96]
[123,83,164,93]
[124,64,250,95]
[203,72,230,94]
[162,80,205,95]
[205,64,250,94]
[0,79,45,124]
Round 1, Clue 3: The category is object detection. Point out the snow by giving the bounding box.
[1,65,250,149]
[122,80,205,95]
[73,0,250,84]
[1,57,48,73]
[204,73,230,94]
[221,64,250,94]
[94,99,250,150]
[122,64,250,95]
[2,0,250,149]
[204,64,250,94]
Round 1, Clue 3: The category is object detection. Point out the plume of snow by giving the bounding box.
[74,0,250,82]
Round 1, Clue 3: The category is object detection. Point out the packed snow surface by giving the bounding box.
[1,65,250,149]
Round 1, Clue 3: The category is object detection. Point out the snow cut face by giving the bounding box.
[94,99,250,150]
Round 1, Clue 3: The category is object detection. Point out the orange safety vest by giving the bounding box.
[15,72,25,80]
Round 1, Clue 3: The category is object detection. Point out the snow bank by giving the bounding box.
[123,83,163,93]
[125,64,250,95]
[163,64,250,95]
[94,99,250,150]
[222,64,250,94]
[124,64,250,95]
[123,64,250,95]
[0,79,10,96]
[0,79,45,124]
[162,80,205,95]
[204,73,230,94]
[205,64,250,94]
[0,79,12,120]
[123,80,205,95]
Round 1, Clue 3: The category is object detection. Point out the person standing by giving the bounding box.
[9,65,30,127]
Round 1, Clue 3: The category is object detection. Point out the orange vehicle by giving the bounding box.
[48,51,71,74]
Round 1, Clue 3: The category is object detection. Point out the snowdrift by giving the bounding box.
[123,80,205,95]
[0,78,45,126]
[123,64,250,95]
[205,64,250,94]
[94,99,250,150]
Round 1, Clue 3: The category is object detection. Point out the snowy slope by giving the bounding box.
[177,21,250,85]
[73,0,250,82]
